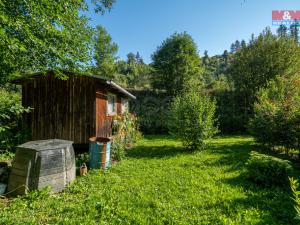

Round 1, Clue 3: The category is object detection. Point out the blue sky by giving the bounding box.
[86,0,300,63]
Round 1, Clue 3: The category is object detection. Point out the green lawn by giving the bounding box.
[0,136,297,224]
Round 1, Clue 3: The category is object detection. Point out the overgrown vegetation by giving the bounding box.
[229,29,300,126]
[75,153,89,168]
[170,90,218,150]
[111,111,142,160]
[290,177,300,220]
[0,136,298,224]
[124,23,300,135]
[249,72,300,156]
[196,25,300,134]
[245,151,293,187]
[0,0,115,84]
[0,89,31,150]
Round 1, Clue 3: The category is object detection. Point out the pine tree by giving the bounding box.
[235,40,241,51]
[230,43,236,53]
[277,24,288,37]
[135,52,144,64]
[241,40,246,48]
[203,50,209,66]
[127,52,136,65]
[230,40,241,53]
[290,20,299,43]
[249,33,255,46]
[222,50,229,64]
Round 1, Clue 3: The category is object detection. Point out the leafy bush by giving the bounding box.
[249,73,300,154]
[0,150,14,161]
[229,31,300,133]
[289,177,300,220]
[0,89,31,150]
[111,111,142,160]
[170,91,218,150]
[245,151,293,187]
[110,138,125,161]
[76,153,89,168]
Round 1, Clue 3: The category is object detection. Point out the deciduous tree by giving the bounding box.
[228,30,300,126]
[93,25,118,78]
[0,0,115,84]
[151,32,203,95]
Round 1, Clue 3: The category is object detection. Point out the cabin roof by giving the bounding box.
[11,70,136,99]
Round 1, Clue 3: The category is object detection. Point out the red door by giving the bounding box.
[95,92,112,137]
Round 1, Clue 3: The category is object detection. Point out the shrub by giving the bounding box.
[110,138,125,161]
[111,111,142,160]
[245,151,293,187]
[170,91,218,150]
[0,89,31,150]
[289,177,300,220]
[249,73,300,154]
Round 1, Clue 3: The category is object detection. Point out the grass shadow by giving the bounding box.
[204,137,298,223]
[213,141,299,224]
[219,174,297,224]
[127,135,188,159]
[127,145,186,159]
[205,140,255,172]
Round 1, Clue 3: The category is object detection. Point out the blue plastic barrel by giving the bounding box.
[89,137,111,169]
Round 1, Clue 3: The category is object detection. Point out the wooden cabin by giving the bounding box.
[12,71,136,144]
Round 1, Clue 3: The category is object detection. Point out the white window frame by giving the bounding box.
[107,93,117,116]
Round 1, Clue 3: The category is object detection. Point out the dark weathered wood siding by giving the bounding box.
[21,73,126,144]
[22,74,95,143]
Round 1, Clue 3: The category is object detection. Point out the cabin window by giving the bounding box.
[121,98,129,113]
[107,94,117,115]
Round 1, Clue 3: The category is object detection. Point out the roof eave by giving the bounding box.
[107,81,136,99]
[9,70,136,100]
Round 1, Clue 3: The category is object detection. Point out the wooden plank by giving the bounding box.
[20,72,130,144]
[117,96,122,114]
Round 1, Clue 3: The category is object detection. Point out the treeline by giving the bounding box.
[203,23,300,133]
[91,25,152,89]
[127,23,300,135]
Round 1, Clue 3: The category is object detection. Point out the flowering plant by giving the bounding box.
[111,111,142,160]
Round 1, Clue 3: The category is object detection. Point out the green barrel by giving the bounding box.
[89,137,111,169]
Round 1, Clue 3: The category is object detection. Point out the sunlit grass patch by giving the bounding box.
[0,135,297,224]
